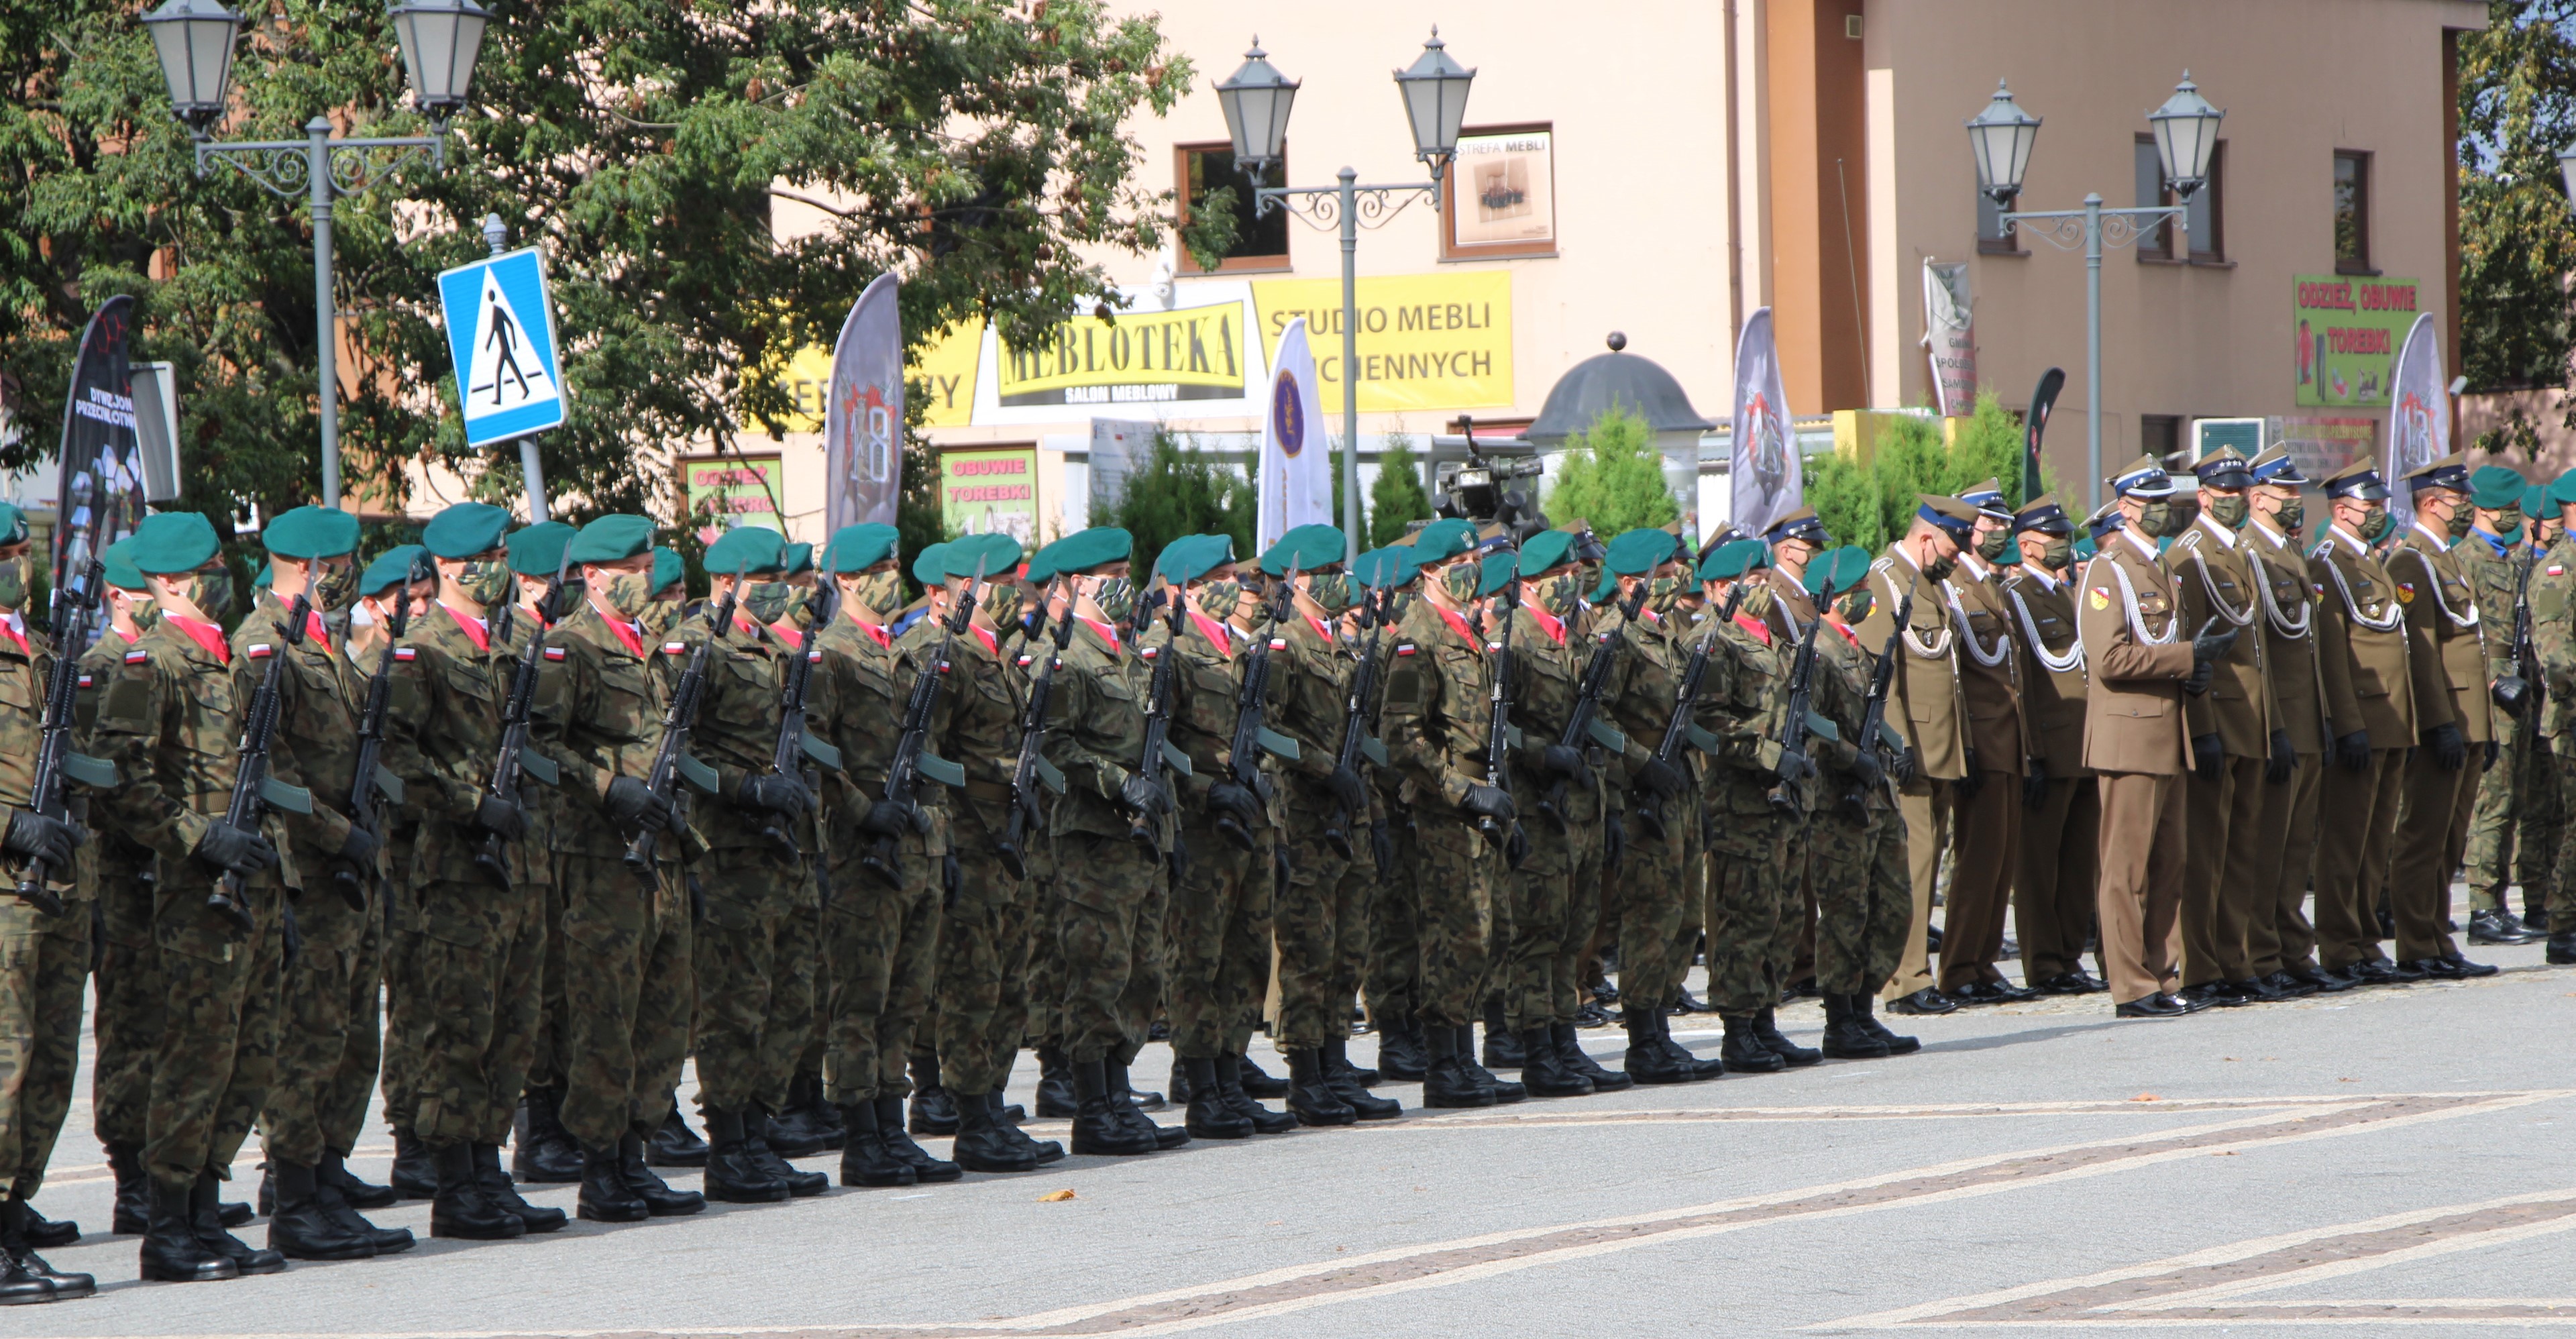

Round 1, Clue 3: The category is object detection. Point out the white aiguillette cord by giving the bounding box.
[2005,582,2084,674]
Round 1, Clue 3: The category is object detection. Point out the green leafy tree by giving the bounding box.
[1105,429,1254,582]
[1543,405,1678,535]
[1805,391,2037,553]
[1368,431,1434,547]
[0,0,1232,540]
[2457,1,2576,455]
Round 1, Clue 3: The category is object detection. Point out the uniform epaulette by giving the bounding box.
[2176,529,2202,549]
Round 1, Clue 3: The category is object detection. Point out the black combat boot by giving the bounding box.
[138,1177,235,1283]
[987,1057,1030,1122]
[315,1151,412,1254]
[648,1095,708,1168]
[1167,1055,1194,1105]
[700,1106,791,1203]
[1623,1010,1689,1084]
[1183,1058,1254,1139]
[877,1095,963,1181]
[1322,1040,1402,1118]
[17,1201,74,1250]
[759,1102,826,1160]
[1516,1028,1593,1097]
[1069,1059,1157,1156]
[1234,1051,1290,1098]
[1106,1061,1188,1148]
[3,1193,88,1300]
[993,1091,1065,1162]
[1458,1026,1525,1102]
[1479,998,1525,1069]
[1419,1021,1493,1109]
[1285,1049,1357,1126]
[192,1172,285,1274]
[1662,1012,1727,1079]
[1720,1014,1788,1073]
[265,1161,374,1261]
[388,1128,438,1200]
[744,1107,830,1197]
[431,1141,526,1239]
[474,1143,568,1231]
[2551,932,2576,965]
[837,1102,917,1185]
[1850,992,1919,1055]
[907,1053,960,1135]
[1214,1053,1298,1132]
[767,1071,843,1153]
[576,1143,648,1224]
[617,1132,706,1216]
[1754,1005,1822,1066]
[1819,995,1892,1059]
[511,1086,583,1183]
[1373,1012,1428,1082]
[1556,1022,1632,1091]
[321,1147,398,1210]
[108,1143,150,1234]
[951,1095,1039,1173]
[1036,1046,1079,1118]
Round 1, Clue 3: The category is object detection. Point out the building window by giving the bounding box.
[2186,141,2224,264]
[2334,150,2372,274]
[1977,189,2021,256]
[1442,123,1557,260]
[2134,136,2177,260]
[2142,414,2184,468]
[1175,142,1291,274]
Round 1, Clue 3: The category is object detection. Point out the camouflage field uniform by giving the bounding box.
[1361,774,1420,1027]
[379,602,551,1148]
[1151,610,1277,1060]
[1601,606,1705,1015]
[1809,620,1909,994]
[535,601,692,1150]
[1268,609,1375,1052]
[928,613,1036,1097]
[92,617,297,1191]
[1499,602,1613,1033]
[1004,617,1067,1056]
[1379,597,1503,1031]
[1043,619,1164,1065]
[2514,537,2565,926]
[1696,608,1794,1018]
[80,629,160,1157]
[2530,538,2576,917]
[0,619,80,1201]
[812,614,941,1105]
[2461,534,2548,918]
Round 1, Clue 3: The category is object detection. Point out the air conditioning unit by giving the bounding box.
[2190,417,2265,468]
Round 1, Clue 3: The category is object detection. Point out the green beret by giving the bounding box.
[0,502,28,547]
[1355,546,1419,589]
[422,502,511,559]
[102,537,147,592]
[565,514,656,565]
[1155,533,1234,586]
[1413,518,1476,562]
[947,533,1024,580]
[1036,527,1132,577]
[1589,572,1616,604]
[2074,534,2098,560]
[359,544,430,598]
[784,541,814,576]
[1477,549,1517,598]
[910,542,951,586]
[254,561,272,590]
[2551,470,2576,508]
[1259,523,1346,575]
[1697,538,1768,582]
[652,546,684,593]
[1515,528,1576,578]
[2471,466,2528,511]
[1605,527,1682,577]
[1804,545,1873,595]
[260,504,361,560]
[824,523,900,574]
[126,511,221,574]
[704,525,786,576]
[506,520,578,576]
[2524,484,2549,518]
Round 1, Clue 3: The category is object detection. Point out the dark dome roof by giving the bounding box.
[1526,341,1715,443]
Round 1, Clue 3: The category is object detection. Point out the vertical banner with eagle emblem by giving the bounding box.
[1258,316,1330,552]
[2383,312,2448,534]
[825,272,903,531]
[1729,307,1801,539]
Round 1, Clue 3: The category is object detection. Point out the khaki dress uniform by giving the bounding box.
[2244,517,2331,979]
[1932,553,2025,994]
[2310,522,2416,971]
[2385,517,2489,965]
[2165,513,2277,991]
[2075,528,2197,1005]
[2001,564,2100,985]
[1857,546,1969,1004]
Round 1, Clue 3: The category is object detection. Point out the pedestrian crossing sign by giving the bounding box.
[437,246,568,447]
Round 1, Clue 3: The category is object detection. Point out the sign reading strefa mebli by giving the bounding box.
[2292,275,2419,409]
[992,298,1246,407]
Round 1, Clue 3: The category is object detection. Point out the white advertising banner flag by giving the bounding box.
[1258,317,1331,551]
[1729,307,1802,539]
[2384,313,2449,532]
[1923,261,1977,417]
[824,272,903,531]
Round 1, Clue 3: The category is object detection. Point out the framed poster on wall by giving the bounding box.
[1442,124,1556,260]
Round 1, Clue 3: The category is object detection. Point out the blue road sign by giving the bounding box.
[437,246,567,447]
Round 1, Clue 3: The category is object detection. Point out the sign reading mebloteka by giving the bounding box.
[2292,274,2419,409]
[993,292,1249,407]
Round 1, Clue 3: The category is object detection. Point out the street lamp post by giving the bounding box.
[1968,74,2224,509]
[1215,31,1474,564]
[144,0,491,513]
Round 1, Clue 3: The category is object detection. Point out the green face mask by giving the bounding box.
[2272,497,2306,531]
[1836,590,1875,623]
[848,568,902,613]
[1090,576,1135,624]
[2444,503,2475,539]
[598,571,653,620]
[1739,583,1776,620]
[639,600,685,639]
[1306,572,1355,614]
[2137,501,2176,539]
[2041,539,2074,572]
[126,594,162,632]
[1442,560,1481,603]
[2206,494,2249,530]
[2361,506,2394,542]
[458,559,512,608]
[1536,572,1580,617]
[0,555,28,610]
[1923,552,1957,582]
[2498,520,2525,544]
[985,581,1021,622]
[189,568,235,620]
[1645,574,1682,616]
[1197,579,1241,619]
[1976,528,2011,561]
[311,559,358,611]
[740,579,795,625]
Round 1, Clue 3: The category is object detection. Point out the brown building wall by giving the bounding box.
[1765,0,1871,414]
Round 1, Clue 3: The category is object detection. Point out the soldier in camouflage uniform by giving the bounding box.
[2516,484,2566,935]
[1015,566,1079,1121]
[1358,549,1428,1083]
[362,548,441,1204]
[2458,468,2547,945]
[531,515,706,1224]
[240,508,417,1261]
[2529,472,2576,964]
[0,500,94,1299]
[502,519,585,1185]
[91,513,292,1282]
[1801,546,1919,1059]
[755,540,839,1158]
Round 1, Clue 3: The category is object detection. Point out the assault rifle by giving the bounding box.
[1221,564,1298,853]
[211,592,316,933]
[761,579,843,859]
[863,560,983,888]
[14,559,111,914]
[1633,584,1748,841]
[2496,548,2542,722]
[997,583,1073,881]
[474,545,570,889]
[1537,580,1650,831]
[1845,592,1913,819]
[1768,575,1841,813]
[344,552,425,906]
[622,575,740,873]
[1132,577,1191,873]
[1326,581,1401,861]
[1479,578,1524,857]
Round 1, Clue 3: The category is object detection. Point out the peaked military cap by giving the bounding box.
[2404,451,2470,492]
[1260,523,1346,575]
[2014,493,2074,535]
[2192,445,2254,490]
[704,525,786,576]
[1154,533,1234,586]
[565,513,656,564]
[824,523,900,574]
[1606,527,1682,577]
[1805,544,1872,595]
[423,502,513,559]
[1698,538,1768,582]
[2322,456,2390,502]
[506,520,578,576]
[947,532,1022,580]
[2249,445,2310,487]
[1957,478,2014,521]
[1764,506,1832,548]
[102,537,148,591]
[2084,500,2127,542]
[1914,494,1982,540]
[359,543,431,598]
[652,545,684,593]
[2471,466,2528,511]
[1515,528,1578,578]
[260,504,361,559]
[2108,456,2177,499]
[1035,526,1132,577]
[127,511,222,574]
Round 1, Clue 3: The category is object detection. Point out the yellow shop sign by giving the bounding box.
[1252,272,1511,414]
[991,299,1248,407]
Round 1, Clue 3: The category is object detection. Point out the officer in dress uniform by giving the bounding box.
[2239,448,2345,996]
[2308,457,2418,986]
[1937,480,2033,1006]
[2000,496,2104,994]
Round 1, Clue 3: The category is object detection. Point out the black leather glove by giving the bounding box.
[2191,623,2239,665]
[1208,781,1263,833]
[1540,743,1588,780]
[336,824,382,868]
[2334,729,2373,773]
[1462,783,1516,824]
[2483,737,2500,769]
[193,820,276,876]
[1772,748,1814,787]
[1326,765,1371,816]
[474,794,528,842]
[941,853,962,911]
[2184,659,2215,696]
[1503,822,1532,869]
[1851,747,1885,792]
[1370,818,1394,874]
[858,800,911,839]
[3,810,80,869]
[2021,761,2049,811]
[1633,755,1684,799]
[1604,810,1625,871]
[2427,721,2467,772]
[737,772,814,816]
[606,775,672,834]
[1892,745,1920,786]
[1120,771,1169,816]
[1954,763,1984,800]
[2192,733,2224,784]
[2266,729,2296,786]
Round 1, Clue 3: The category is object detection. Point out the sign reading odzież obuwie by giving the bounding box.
[2292,274,2419,409]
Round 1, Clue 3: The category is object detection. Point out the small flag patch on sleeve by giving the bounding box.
[543,646,567,661]
[808,650,823,662]
[247,644,272,659]
[1269,637,1289,651]
[394,647,417,661]
[1140,646,1159,659]
[1396,642,1417,656]
[125,649,149,663]
[76,674,91,688]
[662,641,688,655]
[2551,566,2565,577]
